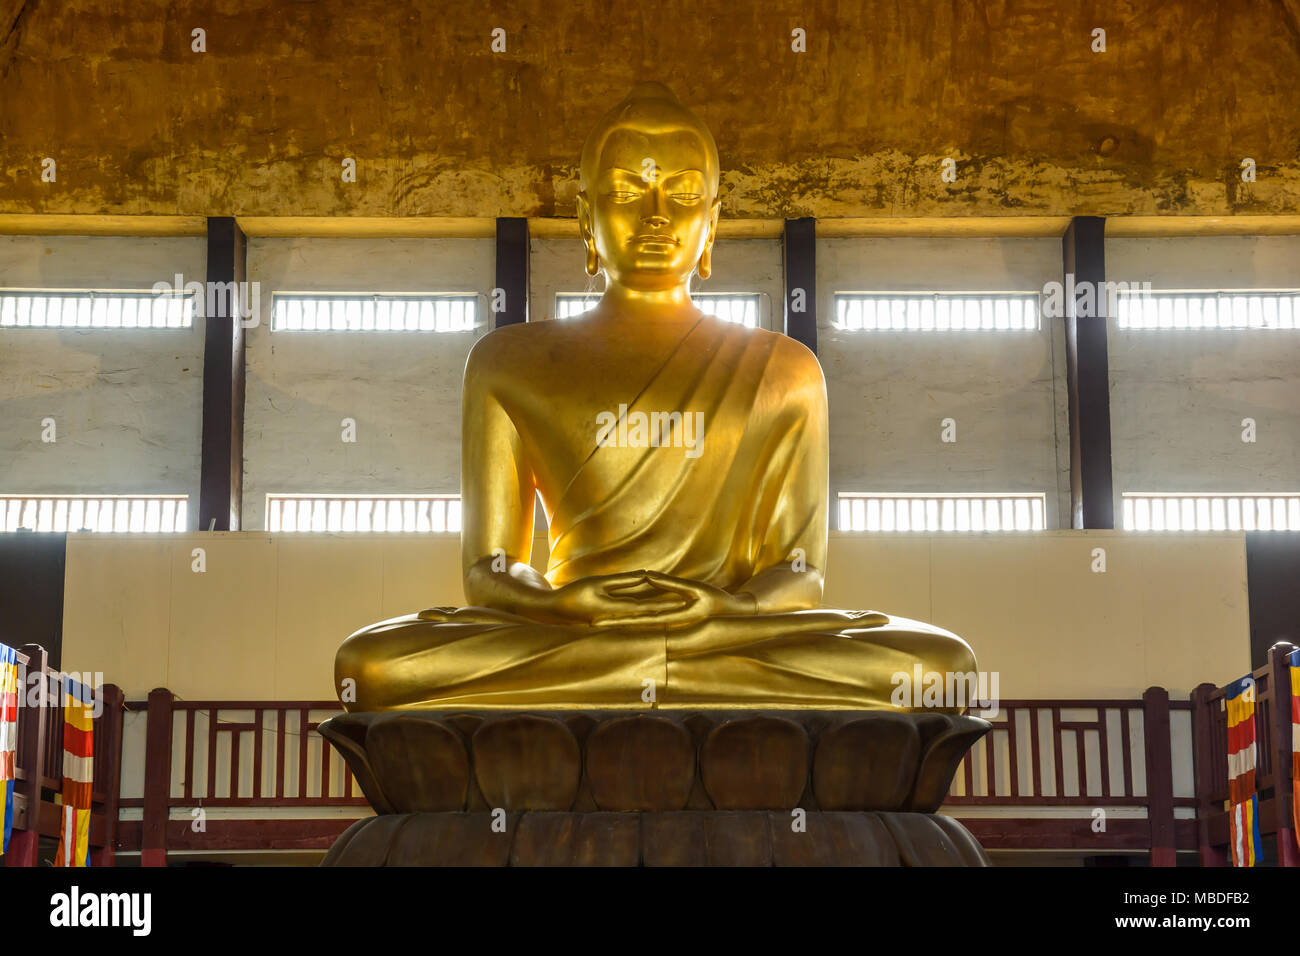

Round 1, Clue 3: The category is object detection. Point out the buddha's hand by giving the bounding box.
[592,570,756,629]
[547,571,692,626]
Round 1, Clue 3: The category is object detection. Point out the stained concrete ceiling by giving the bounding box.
[1,0,1298,221]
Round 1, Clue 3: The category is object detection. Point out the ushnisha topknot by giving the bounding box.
[579,83,720,194]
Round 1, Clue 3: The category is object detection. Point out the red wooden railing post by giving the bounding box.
[89,683,124,868]
[1267,642,1299,867]
[5,645,48,868]
[1142,686,1177,866]
[140,688,175,867]
[1190,682,1227,866]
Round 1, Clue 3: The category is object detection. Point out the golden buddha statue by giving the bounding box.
[335,83,975,712]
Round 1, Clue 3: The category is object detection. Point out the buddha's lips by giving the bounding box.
[634,234,678,245]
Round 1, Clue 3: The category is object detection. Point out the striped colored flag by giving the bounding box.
[1290,647,1300,854]
[52,675,94,868]
[1225,674,1263,867]
[0,643,17,856]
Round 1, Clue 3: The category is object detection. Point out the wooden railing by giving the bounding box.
[4,643,125,868]
[95,649,1300,866]
[945,690,1194,861]
[117,691,367,864]
[113,687,1197,865]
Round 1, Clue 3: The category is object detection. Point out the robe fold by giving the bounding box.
[547,317,820,590]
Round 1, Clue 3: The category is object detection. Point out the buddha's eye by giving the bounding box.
[670,193,702,204]
[605,190,639,203]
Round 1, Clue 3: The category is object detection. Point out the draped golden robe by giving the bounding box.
[336,318,975,711]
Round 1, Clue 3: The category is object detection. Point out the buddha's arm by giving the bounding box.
[460,338,537,609]
[736,564,825,612]
[736,344,832,612]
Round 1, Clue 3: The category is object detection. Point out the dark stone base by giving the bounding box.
[322,810,990,866]
[319,709,991,866]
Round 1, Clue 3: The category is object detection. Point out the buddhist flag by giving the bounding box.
[1290,647,1300,853]
[0,643,17,856]
[1225,675,1263,867]
[52,675,94,868]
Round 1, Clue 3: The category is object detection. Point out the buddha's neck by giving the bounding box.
[593,281,699,322]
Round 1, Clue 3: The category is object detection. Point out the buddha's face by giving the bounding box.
[580,120,720,292]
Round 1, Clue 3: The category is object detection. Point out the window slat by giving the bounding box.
[0,495,188,533]
[1122,493,1300,531]
[271,295,477,332]
[833,294,1040,332]
[266,495,461,533]
[1117,291,1299,330]
[0,292,194,329]
[837,494,1047,532]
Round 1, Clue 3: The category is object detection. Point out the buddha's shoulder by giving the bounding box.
[465,321,566,369]
[739,324,824,384]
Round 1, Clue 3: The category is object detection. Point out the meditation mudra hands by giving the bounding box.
[417,555,875,636]
[540,569,756,628]
[444,558,759,629]
[588,571,758,627]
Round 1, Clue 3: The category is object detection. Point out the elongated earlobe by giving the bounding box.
[697,245,712,279]
[578,192,600,277]
[697,201,720,279]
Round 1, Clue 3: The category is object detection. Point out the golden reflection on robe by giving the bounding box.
[336,316,975,711]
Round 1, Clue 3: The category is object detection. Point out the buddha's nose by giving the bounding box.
[643,187,670,222]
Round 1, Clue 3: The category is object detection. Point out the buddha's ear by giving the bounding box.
[577,191,600,277]
[576,191,594,243]
[697,199,721,279]
[705,198,721,245]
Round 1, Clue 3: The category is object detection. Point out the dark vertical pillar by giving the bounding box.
[1142,685,1177,866]
[1062,216,1114,529]
[1245,534,1300,666]
[494,217,529,328]
[199,217,247,531]
[782,218,817,354]
[0,534,65,667]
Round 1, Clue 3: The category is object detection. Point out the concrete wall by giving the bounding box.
[528,237,591,323]
[0,235,206,512]
[1107,236,1300,505]
[61,530,1250,703]
[816,237,1070,528]
[7,233,1297,536]
[242,237,492,529]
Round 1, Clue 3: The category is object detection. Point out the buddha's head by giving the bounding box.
[578,83,721,292]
